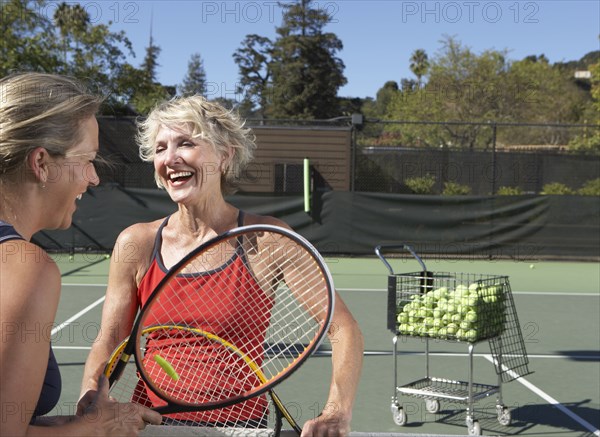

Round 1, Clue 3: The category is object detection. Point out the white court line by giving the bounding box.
[51,296,105,336]
[483,354,600,437]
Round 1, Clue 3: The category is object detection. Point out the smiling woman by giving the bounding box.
[137,96,256,195]
[0,72,162,436]
[81,95,364,437]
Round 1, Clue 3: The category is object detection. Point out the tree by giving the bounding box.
[179,53,207,96]
[53,2,89,65]
[409,49,429,88]
[269,0,347,119]
[377,81,399,112]
[52,1,134,86]
[141,41,161,83]
[1,0,62,75]
[388,36,511,149]
[384,36,593,149]
[569,56,600,154]
[125,37,170,115]
[233,35,273,119]
[1,0,170,115]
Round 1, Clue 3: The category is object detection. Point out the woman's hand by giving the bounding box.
[77,375,162,436]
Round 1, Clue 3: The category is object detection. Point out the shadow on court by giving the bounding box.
[555,350,600,362]
[429,399,600,436]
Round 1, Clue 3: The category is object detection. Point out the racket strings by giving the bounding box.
[108,228,333,430]
[110,358,277,429]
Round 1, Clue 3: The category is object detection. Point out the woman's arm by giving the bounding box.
[79,226,149,398]
[301,293,364,437]
[1,242,162,436]
[244,214,364,436]
[0,242,62,435]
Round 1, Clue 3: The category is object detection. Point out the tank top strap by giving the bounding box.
[149,215,171,269]
[237,210,245,227]
[0,220,24,243]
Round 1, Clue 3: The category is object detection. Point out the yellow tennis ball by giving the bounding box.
[153,355,179,381]
[529,264,535,269]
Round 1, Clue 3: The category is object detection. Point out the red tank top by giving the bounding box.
[136,213,272,425]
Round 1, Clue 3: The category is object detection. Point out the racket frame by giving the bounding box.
[107,224,334,419]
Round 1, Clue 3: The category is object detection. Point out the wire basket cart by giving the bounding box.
[375,244,531,436]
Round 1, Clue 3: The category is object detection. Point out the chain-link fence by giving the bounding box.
[95,117,599,196]
[354,119,600,195]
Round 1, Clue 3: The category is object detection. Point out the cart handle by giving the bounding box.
[374,244,427,275]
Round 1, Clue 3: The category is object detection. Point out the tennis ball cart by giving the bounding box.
[375,244,531,436]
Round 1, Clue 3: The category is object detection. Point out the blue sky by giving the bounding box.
[73,1,599,99]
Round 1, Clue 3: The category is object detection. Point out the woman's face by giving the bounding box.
[47,116,100,229]
[153,124,225,204]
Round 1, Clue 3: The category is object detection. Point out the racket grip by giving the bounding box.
[106,354,129,386]
[271,391,302,435]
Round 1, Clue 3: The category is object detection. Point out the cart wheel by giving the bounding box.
[497,406,512,426]
[391,404,407,426]
[467,419,481,435]
[425,399,440,413]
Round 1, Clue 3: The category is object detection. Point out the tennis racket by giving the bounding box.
[104,225,335,435]
[105,325,301,434]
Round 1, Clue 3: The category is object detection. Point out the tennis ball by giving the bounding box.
[428,327,439,337]
[465,329,478,342]
[433,287,448,299]
[397,312,409,324]
[529,264,535,269]
[446,301,457,314]
[460,320,472,330]
[465,310,478,323]
[69,255,74,261]
[105,254,110,259]
[446,323,458,336]
[437,297,448,308]
[483,293,498,304]
[462,295,479,307]
[468,283,480,292]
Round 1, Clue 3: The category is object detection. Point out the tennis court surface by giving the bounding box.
[51,253,599,436]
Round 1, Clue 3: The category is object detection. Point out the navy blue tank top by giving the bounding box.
[0,221,62,419]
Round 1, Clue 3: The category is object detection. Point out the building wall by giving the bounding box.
[240,126,352,192]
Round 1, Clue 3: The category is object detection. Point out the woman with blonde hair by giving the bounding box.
[81,95,364,436]
[0,72,161,436]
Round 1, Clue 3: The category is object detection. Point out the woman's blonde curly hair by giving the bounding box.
[137,95,256,195]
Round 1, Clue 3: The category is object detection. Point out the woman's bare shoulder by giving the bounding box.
[111,218,166,266]
[116,219,164,247]
[0,240,61,315]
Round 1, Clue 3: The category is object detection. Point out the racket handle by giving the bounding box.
[271,391,302,435]
[106,353,129,386]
